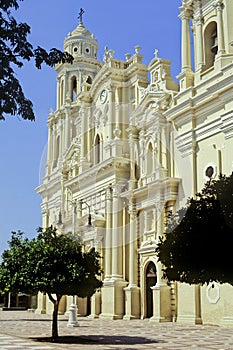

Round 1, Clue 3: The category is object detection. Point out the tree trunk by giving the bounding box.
[48,293,62,340]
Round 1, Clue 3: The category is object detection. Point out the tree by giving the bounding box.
[0,227,102,339]
[0,0,73,121]
[156,173,233,286]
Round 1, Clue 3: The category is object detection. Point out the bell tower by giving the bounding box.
[46,10,102,176]
[178,0,233,90]
[55,9,101,109]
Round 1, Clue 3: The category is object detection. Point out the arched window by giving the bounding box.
[203,22,218,71]
[71,76,77,102]
[147,142,153,175]
[94,134,101,164]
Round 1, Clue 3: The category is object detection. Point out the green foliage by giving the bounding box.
[0,0,73,120]
[0,226,102,338]
[156,173,233,286]
[0,226,102,297]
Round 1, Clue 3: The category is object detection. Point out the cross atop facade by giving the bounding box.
[78,8,85,23]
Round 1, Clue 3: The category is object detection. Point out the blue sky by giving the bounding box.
[0,0,181,255]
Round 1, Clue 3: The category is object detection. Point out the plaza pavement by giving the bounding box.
[1,311,233,349]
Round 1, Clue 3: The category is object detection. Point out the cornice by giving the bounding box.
[175,111,233,157]
[64,156,130,193]
[126,177,180,206]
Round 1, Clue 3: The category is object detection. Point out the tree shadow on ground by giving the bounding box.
[31,335,161,345]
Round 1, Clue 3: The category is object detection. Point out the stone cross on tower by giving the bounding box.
[78,8,85,23]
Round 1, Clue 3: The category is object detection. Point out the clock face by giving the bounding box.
[100,89,107,103]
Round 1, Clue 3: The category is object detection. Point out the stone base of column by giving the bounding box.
[176,315,202,324]
[150,284,171,323]
[129,179,137,190]
[104,141,112,158]
[35,308,46,315]
[35,293,46,314]
[177,69,194,91]
[111,138,124,157]
[123,285,140,320]
[221,317,233,327]
[79,158,91,173]
[176,283,202,325]
[214,53,233,70]
[99,278,127,319]
[88,291,101,319]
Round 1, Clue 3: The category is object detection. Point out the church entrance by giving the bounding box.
[146,262,157,318]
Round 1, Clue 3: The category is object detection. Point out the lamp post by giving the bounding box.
[65,199,93,326]
[67,200,79,327]
[82,201,92,227]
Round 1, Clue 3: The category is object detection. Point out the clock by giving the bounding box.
[100,89,107,103]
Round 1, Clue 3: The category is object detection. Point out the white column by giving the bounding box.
[124,199,140,320]
[139,129,145,185]
[156,205,166,287]
[128,201,138,286]
[112,186,123,280]
[76,200,82,219]
[108,86,115,141]
[104,186,112,280]
[128,126,138,189]
[64,111,70,150]
[79,104,89,172]
[52,122,57,168]
[194,1,204,69]
[47,120,53,175]
[180,6,192,71]
[161,127,167,171]
[56,77,60,110]
[214,0,225,55]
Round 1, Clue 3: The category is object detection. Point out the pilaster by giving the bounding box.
[89,291,101,319]
[100,279,127,319]
[176,283,202,325]
[150,285,171,323]
[104,186,112,281]
[178,3,194,90]
[124,200,140,319]
[193,0,204,79]
[35,292,46,314]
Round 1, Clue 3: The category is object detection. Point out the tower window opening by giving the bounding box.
[94,134,101,164]
[71,77,77,102]
[86,76,92,84]
[203,22,218,71]
[211,30,218,55]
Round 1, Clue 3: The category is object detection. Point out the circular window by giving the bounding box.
[205,166,214,179]
[203,163,217,181]
[73,46,78,53]
[85,47,90,54]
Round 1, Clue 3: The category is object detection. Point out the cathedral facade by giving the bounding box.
[37,0,233,325]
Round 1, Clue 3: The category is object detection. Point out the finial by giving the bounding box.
[154,49,159,58]
[134,46,141,54]
[78,8,85,24]
[125,53,131,61]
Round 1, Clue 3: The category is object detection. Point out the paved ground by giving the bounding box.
[1,311,233,350]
